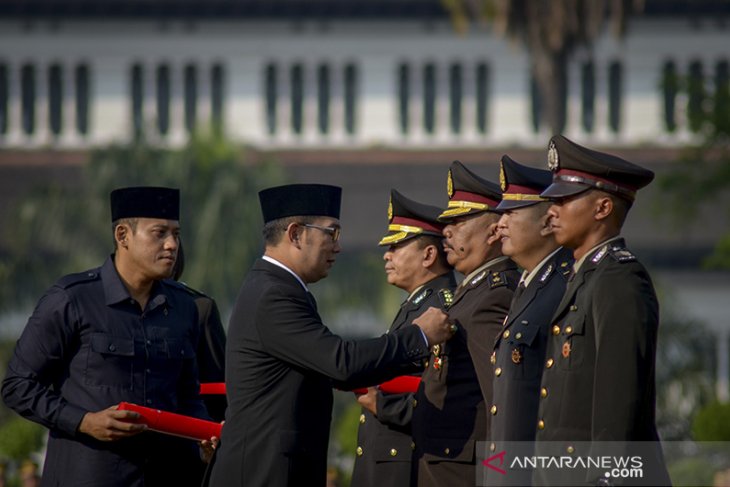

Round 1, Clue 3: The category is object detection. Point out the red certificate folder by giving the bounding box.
[117,402,222,441]
[199,376,422,397]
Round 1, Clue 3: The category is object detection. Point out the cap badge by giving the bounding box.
[447,170,454,198]
[499,162,507,192]
[387,197,393,221]
[547,141,560,171]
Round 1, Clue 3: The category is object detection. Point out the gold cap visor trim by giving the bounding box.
[379,231,411,246]
[501,194,547,201]
[438,200,490,220]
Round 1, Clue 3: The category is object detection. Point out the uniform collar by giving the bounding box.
[461,255,509,288]
[573,236,622,273]
[262,255,309,292]
[102,255,170,310]
[521,246,562,288]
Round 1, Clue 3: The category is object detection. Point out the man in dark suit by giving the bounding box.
[486,155,573,486]
[207,184,455,487]
[411,162,520,487]
[351,189,457,487]
[533,135,670,486]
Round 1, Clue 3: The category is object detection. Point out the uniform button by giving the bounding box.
[564,326,573,334]
[146,399,152,405]
[490,405,497,415]
[537,419,545,430]
[546,358,554,369]
[552,325,560,335]
[433,344,441,355]
[515,332,522,340]
[108,344,116,352]
[356,446,363,456]
[411,442,416,451]
[502,330,510,339]
[490,352,496,365]
[146,368,152,374]
[424,361,429,368]
[495,367,502,377]
[359,414,366,424]
[567,445,575,454]
[490,442,496,452]
[444,447,450,455]
[541,387,548,398]
[570,305,578,311]
[412,399,418,408]
[146,340,152,345]
[390,448,398,457]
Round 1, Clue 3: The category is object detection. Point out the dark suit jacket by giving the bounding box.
[412,257,519,487]
[486,247,572,486]
[351,272,457,487]
[207,258,429,487]
[534,239,670,486]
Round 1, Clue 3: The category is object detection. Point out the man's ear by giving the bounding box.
[485,221,501,245]
[594,195,614,222]
[115,224,128,248]
[422,244,438,268]
[286,222,302,248]
[539,212,554,237]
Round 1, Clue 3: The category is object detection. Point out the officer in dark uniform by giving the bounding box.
[487,155,573,486]
[411,161,520,487]
[533,135,670,486]
[351,189,457,487]
[1,187,212,487]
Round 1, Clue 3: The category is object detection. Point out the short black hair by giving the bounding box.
[262,215,316,246]
[415,234,450,268]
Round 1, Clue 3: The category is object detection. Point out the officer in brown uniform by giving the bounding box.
[351,189,457,487]
[487,155,574,486]
[411,161,520,487]
[533,136,670,486]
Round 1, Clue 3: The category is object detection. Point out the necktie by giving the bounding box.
[512,281,527,304]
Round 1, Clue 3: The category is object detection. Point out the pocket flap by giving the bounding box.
[423,438,475,463]
[373,436,414,462]
[90,333,134,356]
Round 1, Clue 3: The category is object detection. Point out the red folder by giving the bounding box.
[350,375,421,395]
[117,402,222,441]
[199,383,226,395]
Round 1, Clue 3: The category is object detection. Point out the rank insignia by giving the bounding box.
[470,271,487,286]
[432,344,441,356]
[610,248,636,263]
[562,341,572,358]
[438,288,454,309]
[489,271,508,289]
[433,356,443,370]
[412,288,431,306]
[447,169,454,198]
[591,245,608,264]
[539,264,553,283]
[548,140,559,171]
[511,348,522,364]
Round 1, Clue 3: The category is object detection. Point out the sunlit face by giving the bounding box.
[298,216,341,284]
[497,204,549,264]
[382,237,429,293]
[547,191,596,250]
[442,212,497,275]
[123,218,180,280]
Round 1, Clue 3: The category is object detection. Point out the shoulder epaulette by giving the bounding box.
[608,246,636,263]
[558,260,572,277]
[437,288,454,309]
[590,245,609,265]
[538,263,554,283]
[166,279,208,297]
[412,288,432,306]
[56,270,99,289]
[489,271,509,289]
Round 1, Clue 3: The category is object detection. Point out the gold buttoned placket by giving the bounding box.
[564,325,573,334]
[359,414,366,424]
[552,325,561,336]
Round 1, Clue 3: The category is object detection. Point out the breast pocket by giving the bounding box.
[85,333,135,388]
[557,316,586,370]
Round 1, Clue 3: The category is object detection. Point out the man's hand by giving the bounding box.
[78,405,147,441]
[199,435,220,464]
[413,307,455,346]
[355,387,378,416]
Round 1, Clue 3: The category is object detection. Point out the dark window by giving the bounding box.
[449,63,462,134]
[398,63,409,135]
[131,63,144,139]
[530,70,541,133]
[291,63,304,135]
[317,64,330,135]
[184,64,197,134]
[581,61,595,133]
[423,63,436,134]
[608,61,623,133]
[21,64,35,135]
[661,60,678,133]
[265,63,277,135]
[687,60,705,133]
[75,64,90,136]
[714,60,729,133]
[0,63,8,135]
[211,63,224,133]
[48,64,63,136]
[475,62,489,134]
[344,63,357,135]
[156,64,170,136]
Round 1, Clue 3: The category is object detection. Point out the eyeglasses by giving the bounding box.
[303,223,341,242]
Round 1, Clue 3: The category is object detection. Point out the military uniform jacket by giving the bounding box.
[351,272,457,487]
[207,258,430,487]
[534,239,670,486]
[1,256,208,487]
[486,247,572,486]
[412,257,519,487]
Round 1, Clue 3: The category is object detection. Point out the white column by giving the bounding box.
[35,62,49,146]
[6,62,22,145]
[718,329,729,403]
[62,62,77,147]
[168,61,186,147]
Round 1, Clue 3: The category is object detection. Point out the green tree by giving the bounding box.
[0,134,285,313]
[441,0,644,134]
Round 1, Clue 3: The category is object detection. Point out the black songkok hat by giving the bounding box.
[259,184,342,223]
[110,186,180,221]
[438,160,502,221]
[541,135,654,202]
[496,155,552,210]
[379,189,444,246]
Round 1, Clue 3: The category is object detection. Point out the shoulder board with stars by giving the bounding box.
[559,260,572,277]
[412,288,432,306]
[590,245,609,264]
[609,246,636,263]
[489,271,508,289]
[437,288,454,309]
[470,270,488,286]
